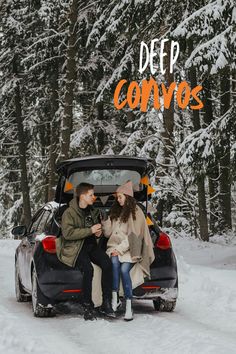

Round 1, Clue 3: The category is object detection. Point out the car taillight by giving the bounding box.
[63,289,82,293]
[155,232,172,250]
[42,236,56,254]
[141,285,161,290]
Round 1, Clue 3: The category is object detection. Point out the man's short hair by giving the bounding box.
[76,183,94,199]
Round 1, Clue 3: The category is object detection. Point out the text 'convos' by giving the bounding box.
[114,39,203,111]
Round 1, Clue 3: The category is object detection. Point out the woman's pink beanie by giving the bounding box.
[116,181,134,197]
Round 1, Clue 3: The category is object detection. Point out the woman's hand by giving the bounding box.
[111,250,119,256]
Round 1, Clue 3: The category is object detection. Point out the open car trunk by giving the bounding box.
[55,155,154,205]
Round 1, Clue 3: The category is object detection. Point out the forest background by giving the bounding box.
[0,0,235,241]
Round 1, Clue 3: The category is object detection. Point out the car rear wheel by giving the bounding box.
[32,268,54,317]
[15,261,31,302]
[153,297,176,312]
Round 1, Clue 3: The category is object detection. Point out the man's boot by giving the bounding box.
[124,299,133,321]
[112,291,122,312]
[83,303,97,321]
[100,298,116,318]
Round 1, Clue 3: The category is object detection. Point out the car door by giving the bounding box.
[22,209,52,290]
[18,209,44,290]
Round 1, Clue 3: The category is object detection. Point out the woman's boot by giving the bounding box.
[124,299,133,321]
[112,291,121,312]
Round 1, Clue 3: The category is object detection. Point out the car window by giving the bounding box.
[29,210,51,235]
[70,169,141,186]
[37,210,52,234]
[29,210,44,234]
[68,169,142,194]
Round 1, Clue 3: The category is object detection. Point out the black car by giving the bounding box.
[13,155,178,317]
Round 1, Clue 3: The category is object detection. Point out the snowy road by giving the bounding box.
[0,238,236,354]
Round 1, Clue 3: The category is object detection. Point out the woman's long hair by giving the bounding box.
[110,195,137,223]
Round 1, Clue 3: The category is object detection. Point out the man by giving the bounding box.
[56,182,115,320]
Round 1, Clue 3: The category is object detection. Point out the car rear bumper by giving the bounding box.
[133,265,178,301]
[37,259,178,303]
[38,272,178,303]
[133,286,178,301]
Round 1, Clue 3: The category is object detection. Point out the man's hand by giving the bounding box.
[95,230,102,237]
[91,223,102,234]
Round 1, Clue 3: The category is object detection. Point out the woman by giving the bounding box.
[101,181,155,321]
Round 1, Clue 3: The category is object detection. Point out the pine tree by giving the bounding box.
[0,0,32,226]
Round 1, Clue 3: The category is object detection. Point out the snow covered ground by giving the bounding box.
[0,236,236,354]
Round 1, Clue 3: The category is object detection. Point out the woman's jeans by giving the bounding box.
[111,256,133,299]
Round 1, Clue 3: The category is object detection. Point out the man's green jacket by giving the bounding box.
[56,198,100,267]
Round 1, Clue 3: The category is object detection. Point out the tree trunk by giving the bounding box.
[96,101,107,154]
[14,78,32,226]
[48,67,60,201]
[202,78,219,234]
[196,175,209,241]
[161,40,174,167]
[188,40,209,241]
[61,0,79,159]
[157,40,175,224]
[219,67,232,230]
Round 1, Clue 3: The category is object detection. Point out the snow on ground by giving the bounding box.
[0,236,236,354]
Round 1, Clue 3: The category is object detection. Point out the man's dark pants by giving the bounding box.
[75,243,112,306]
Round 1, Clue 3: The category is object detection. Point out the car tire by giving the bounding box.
[153,297,176,312]
[32,268,55,317]
[15,261,31,302]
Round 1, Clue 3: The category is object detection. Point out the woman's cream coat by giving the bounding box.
[100,205,155,298]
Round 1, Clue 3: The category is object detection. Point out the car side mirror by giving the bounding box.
[12,225,27,238]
